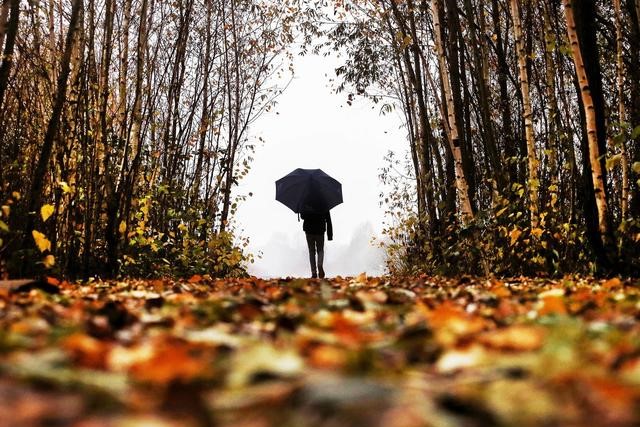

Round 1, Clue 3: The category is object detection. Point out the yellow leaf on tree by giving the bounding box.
[41,204,55,222]
[1,205,9,217]
[531,228,544,238]
[509,228,522,246]
[11,191,20,200]
[59,181,72,194]
[118,221,127,234]
[32,230,51,252]
[43,255,55,268]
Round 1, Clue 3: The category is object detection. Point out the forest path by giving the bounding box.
[0,275,639,426]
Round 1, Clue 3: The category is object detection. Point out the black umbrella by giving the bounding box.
[275,168,343,213]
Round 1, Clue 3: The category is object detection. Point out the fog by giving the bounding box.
[234,53,405,278]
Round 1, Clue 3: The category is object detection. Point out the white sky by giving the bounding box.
[234,53,407,278]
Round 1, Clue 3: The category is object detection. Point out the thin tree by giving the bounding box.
[25,0,84,245]
[563,0,610,240]
[509,0,540,229]
[430,0,474,224]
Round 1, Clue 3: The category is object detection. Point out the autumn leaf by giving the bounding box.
[32,230,52,252]
[479,325,545,351]
[509,228,522,246]
[531,227,544,238]
[118,221,127,234]
[59,181,72,193]
[603,278,622,290]
[62,333,111,369]
[130,339,211,384]
[43,255,55,268]
[188,274,203,283]
[40,204,55,222]
[538,289,567,315]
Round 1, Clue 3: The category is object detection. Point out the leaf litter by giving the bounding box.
[0,275,639,426]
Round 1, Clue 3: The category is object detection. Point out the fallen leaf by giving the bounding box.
[479,325,545,351]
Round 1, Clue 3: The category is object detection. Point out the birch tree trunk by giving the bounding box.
[542,0,560,212]
[0,0,11,57]
[563,0,610,238]
[614,0,630,220]
[509,0,539,229]
[431,0,474,225]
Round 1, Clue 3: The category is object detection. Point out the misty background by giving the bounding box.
[235,53,406,278]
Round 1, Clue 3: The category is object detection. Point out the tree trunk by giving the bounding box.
[541,0,562,215]
[614,0,630,220]
[431,0,474,224]
[0,0,20,122]
[0,0,9,51]
[509,0,540,229]
[462,0,502,192]
[491,0,517,185]
[24,0,83,250]
[563,0,611,248]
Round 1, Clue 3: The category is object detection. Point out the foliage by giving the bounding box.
[1,275,640,425]
[119,195,250,278]
[381,156,640,276]
[0,0,297,278]
[307,0,640,276]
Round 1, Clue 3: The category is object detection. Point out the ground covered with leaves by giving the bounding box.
[1,275,640,426]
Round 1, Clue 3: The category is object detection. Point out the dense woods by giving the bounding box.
[0,0,639,278]
[0,0,295,278]
[310,0,640,275]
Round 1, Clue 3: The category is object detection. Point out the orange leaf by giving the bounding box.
[603,277,622,290]
[308,344,348,369]
[130,339,211,384]
[62,333,111,369]
[479,325,545,351]
[539,295,567,316]
[46,276,60,286]
[188,274,203,284]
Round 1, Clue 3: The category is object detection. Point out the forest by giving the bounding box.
[1,0,640,425]
[0,0,639,279]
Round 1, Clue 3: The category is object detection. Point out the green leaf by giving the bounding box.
[632,125,640,140]
[0,220,8,232]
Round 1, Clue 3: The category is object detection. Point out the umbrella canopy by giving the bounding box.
[275,168,343,214]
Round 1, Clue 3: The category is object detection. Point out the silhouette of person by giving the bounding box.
[301,209,332,278]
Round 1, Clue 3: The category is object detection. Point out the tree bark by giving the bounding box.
[509,0,540,229]
[431,0,474,224]
[0,0,20,122]
[563,0,611,247]
[614,0,630,220]
[24,0,83,248]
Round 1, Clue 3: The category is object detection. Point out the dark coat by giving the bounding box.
[301,211,333,240]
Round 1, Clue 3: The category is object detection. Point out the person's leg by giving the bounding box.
[316,234,325,278]
[305,233,317,278]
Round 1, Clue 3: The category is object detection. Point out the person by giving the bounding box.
[301,210,332,278]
